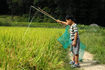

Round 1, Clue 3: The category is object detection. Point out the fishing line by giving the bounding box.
[22,6,35,40]
[22,5,57,40]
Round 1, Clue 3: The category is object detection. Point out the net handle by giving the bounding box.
[31,6,57,21]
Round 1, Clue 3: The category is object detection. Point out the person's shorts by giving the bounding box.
[70,38,80,55]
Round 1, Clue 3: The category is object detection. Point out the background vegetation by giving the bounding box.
[0,0,105,26]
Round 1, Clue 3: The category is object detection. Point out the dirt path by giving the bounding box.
[69,51,105,70]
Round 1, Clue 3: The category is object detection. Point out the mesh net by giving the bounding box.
[57,25,86,61]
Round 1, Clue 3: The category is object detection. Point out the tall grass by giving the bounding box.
[0,27,76,70]
[79,26,105,64]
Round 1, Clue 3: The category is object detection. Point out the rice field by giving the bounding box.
[0,27,67,70]
[0,23,105,70]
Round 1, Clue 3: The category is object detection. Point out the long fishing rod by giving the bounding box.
[31,6,57,21]
[37,7,56,21]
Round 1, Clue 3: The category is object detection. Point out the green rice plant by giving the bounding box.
[0,27,76,70]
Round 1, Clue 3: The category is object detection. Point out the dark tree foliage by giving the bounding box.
[0,0,9,14]
[0,0,105,26]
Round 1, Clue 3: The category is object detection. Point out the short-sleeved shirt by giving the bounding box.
[69,23,79,40]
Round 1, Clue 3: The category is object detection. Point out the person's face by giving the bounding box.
[66,19,72,25]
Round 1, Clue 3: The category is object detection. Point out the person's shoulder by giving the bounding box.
[73,23,77,27]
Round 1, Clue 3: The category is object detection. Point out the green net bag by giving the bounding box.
[57,25,72,49]
[57,25,86,61]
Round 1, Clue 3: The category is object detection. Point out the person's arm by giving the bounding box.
[72,24,78,46]
[72,32,78,46]
[56,20,68,25]
[74,32,78,41]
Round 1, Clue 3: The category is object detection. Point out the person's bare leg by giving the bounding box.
[73,55,75,62]
[75,54,79,64]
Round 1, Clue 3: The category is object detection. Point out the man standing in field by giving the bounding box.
[56,15,80,68]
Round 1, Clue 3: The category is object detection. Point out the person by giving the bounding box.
[56,15,80,68]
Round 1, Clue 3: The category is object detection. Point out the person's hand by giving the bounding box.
[56,20,61,23]
[72,40,76,47]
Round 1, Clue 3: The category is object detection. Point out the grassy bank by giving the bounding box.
[79,26,105,64]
